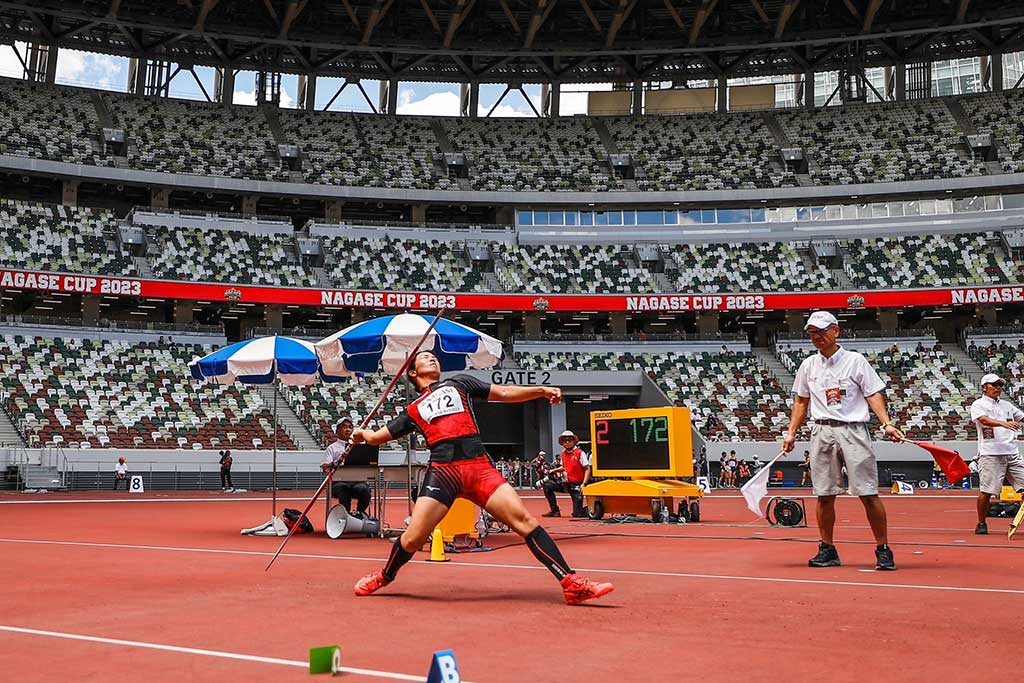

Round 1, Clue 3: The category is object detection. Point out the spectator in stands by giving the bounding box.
[219,449,233,491]
[933,341,942,352]
[969,374,1024,535]
[321,418,372,516]
[158,335,165,346]
[113,456,128,491]
[782,310,904,571]
[969,339,977,354]
[542,431,591,518]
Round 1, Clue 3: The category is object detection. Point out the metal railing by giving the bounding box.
[775,328,936,341]
[963,326,1024,339]
[311,218,515,233]
[131,206,292,225]
[0,314,222,335]
[512,331,748,343]
[247,326,338,340]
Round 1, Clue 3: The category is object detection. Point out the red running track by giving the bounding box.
[0,489,1021,682]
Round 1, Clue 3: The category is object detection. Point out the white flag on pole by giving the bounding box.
[741,453,785,518]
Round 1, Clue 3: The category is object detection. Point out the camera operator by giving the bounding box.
[541,430,591,518]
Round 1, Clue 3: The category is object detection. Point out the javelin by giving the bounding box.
[264,308,448,571]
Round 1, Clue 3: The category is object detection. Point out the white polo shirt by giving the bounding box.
[322,438,351,467]
[115,462,127,475]
[969,395,1023,455]
[792,346,886,423]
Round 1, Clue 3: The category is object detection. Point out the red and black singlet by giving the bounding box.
[386,374,492,463]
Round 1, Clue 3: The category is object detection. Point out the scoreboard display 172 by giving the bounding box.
[589,407,693,478]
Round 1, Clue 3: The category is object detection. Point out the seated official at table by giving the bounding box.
[321,417,372,515]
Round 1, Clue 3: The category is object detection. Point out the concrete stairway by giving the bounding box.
[0,407,26,448]
[429,119,474,191]
[753,347,795,390]
[945,344,986,387]
[22,464,65,490]
[255,386,320,450]
[591,118,639,191]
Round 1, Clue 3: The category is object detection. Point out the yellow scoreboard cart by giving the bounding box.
[581,406,704,522]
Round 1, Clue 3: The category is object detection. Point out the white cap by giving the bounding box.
[981,373,1004,386]
[537,450,547,456]
[804,311,839,331]
[558,430,577,440]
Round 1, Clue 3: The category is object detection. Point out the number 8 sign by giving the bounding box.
[129,475,144,493]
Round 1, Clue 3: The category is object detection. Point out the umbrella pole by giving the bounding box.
[406,380,414,517]
[272,378,278,518]
[266,307,449,571]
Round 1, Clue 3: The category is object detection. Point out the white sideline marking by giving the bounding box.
[0,626,436,681]
[2,537,1023,596]
[0,494,547,505]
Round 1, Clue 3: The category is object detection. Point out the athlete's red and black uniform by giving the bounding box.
[378,374,577,585]
[386,374,507,508]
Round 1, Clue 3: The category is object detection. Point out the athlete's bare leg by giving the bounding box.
[483,483,539,536]
[398,495,451,551]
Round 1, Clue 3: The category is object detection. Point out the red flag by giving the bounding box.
[909,440,971,485]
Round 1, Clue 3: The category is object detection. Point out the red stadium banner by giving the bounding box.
[1,267,1022,313]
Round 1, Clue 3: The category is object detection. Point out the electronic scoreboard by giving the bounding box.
[589,406,694,478]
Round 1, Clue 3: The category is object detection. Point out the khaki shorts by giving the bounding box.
[978,453,1024,495]
[808,422,878,497]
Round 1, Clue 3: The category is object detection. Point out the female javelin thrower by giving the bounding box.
[351,350,614,605]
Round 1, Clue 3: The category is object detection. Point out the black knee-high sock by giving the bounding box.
[525,527,573,580]
[382,536,416,581]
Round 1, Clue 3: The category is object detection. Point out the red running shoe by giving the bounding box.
[354,570,391,596]
[560,573,614,605]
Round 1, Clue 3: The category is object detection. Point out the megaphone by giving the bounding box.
[326,505,380,538]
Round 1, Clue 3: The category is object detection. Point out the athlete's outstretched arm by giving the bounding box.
[489,385,562,405]
[351,426,395,446]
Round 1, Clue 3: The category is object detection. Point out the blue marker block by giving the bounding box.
[427,649,461,683]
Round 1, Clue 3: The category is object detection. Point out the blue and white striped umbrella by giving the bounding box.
[315,313,503,378]
[189,335,350,386]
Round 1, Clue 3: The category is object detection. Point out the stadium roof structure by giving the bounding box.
[3,0,1024,84]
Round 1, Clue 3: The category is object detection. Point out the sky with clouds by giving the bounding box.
[0,42,603,116]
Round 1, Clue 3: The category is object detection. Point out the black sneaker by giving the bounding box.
[975,521,989,535]
[808,542,841,567]
[875,545,896,571]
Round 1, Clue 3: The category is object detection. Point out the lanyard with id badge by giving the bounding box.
[821,367,846,414]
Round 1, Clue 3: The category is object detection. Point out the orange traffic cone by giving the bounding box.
[427,527,449,562]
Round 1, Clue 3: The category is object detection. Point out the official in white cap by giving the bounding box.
[969,373,1024,534]
[781,310,905,570]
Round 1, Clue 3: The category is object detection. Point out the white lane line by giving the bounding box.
[2,537,1022,597]
[0,625,437,681]
[0,494,547,505]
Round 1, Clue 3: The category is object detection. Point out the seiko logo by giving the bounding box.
[224,288,243,302]
[846,295,865,308]
[532,297,550,310]
[593,412,613,418]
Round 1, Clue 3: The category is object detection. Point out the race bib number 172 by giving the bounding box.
[418,386,466,423]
